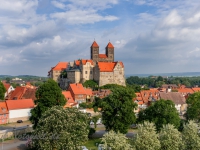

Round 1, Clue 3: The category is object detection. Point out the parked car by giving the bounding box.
[97,118,102,125]
[17,120,23,123]
[90,121,94,125]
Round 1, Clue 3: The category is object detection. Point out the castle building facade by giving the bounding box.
[49,41,125,87]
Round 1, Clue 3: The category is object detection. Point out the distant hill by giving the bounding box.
[0,75,47,81]
[126,72,200,78]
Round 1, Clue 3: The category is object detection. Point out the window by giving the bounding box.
[90,71,92,74]
[85,71,87,74]
[4,114,6,117]
[2,119,4,123]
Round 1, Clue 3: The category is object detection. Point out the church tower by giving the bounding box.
[91,41,99,62]
[106,42,114,62]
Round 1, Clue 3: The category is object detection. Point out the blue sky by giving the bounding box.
[0,0,200,76]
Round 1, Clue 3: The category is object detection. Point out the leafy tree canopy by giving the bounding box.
[30,106,89,150]
[182,120,200,150]
[186,92,200,121]
[101,130,132,150]
[100,86,137,134]
[59,70,67,78]
[134,121,161,150]
[30,79,66,129]
[83,80,98,89]
[159,124,183,150]
[99,84,124,90]
[137,99,180,131]
[0,82,6,100]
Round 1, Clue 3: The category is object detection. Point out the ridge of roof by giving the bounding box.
[91,41,99,47]
[106,42,114,48]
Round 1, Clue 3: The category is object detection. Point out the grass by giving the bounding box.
[84,138,101,150]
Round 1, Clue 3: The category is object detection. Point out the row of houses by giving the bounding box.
[0,99,34,124]
[134,85,200,115]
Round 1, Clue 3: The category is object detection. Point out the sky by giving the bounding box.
[0,0,200,76]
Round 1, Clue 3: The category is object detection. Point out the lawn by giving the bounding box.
[84,138,101,150]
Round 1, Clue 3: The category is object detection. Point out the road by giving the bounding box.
[0,139,27,150]
[0,124,136,150]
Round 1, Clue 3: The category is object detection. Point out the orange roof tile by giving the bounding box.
[106,42,114,48]
[99,54,107,58]
[81,59,94,65]
[98,61,124,72]
[6,99,34,110]
[75,60,81,66]
[3,82,10,91]
[85,88,93,96]
[0,102,9,114]
[52,62,68,71]
[9,86,26,100]
[91,41,99,47]
[62,91,74,103]
[192,87,200,92]
[68,83,86,95]
[177,88,194,94]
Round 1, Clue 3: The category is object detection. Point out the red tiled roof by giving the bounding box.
[52,62,68,71]
[22,88,37,101]
[3,82,10,91]
[6,99,34,110]
[68,83,86,95]
[75,60,81,66]
[192,87,200,92]
[62,91,74,103]
[106,42,114,48]
[177,88,194,94]
[98,62,124,72]
[91,41,99,47]
[0,102,9,114]
[81,59,94,65]
[99,54,107,58]
[9,86,26,100]
[85,89,93,96]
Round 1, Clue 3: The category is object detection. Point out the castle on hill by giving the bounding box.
[48,41,125,87]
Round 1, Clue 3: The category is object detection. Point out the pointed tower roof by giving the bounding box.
[106,42,114,48]
[91,41,99,47]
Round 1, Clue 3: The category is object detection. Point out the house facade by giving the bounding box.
[6,99,34,123]
[0,101,9,124]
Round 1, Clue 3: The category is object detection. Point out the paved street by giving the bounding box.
[0,139,27,150]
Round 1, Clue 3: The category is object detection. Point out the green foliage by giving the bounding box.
[83,80,98,89]
[186,92,200,121]
[59,70,67,78]
[100,86,137,134]
[0,82,6,100]
[134,121,161,150]
[137,99,180,131]
[159,124,183,150]
[101,130,132,150]
[5,77,11,83]
[126,75,200,88]
[30,79,66,129]
[127,84,142,92]
[79,102,94,109]
[100,84,124,89]
[30,106,89,150]
[182,120,200,150]
[11,83,20,88]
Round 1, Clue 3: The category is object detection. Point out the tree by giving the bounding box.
[29,106,89,150]
[137,99,180,131]
[5,77,11,83]
[59,70,67,78]
[134,121,161,150]
[0,82,6,100]
[186,92,200,121]
[100,87,137,134]
[83,80,98,89]
[30,79,66,129]
[182,120,200,150]
[101,130,132,150]
[159,124,183,150]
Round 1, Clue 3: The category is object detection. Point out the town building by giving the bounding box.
[50,41,126,87]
